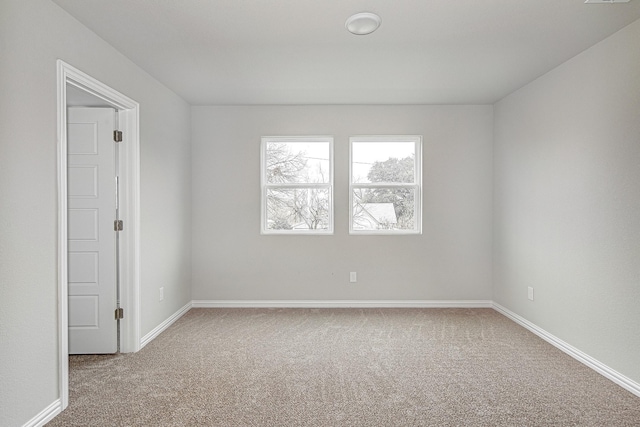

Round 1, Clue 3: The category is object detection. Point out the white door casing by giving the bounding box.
[67,107,117,354]
[58,59,141,410]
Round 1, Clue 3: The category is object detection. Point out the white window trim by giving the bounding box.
[349,135,422,235]
[261,136,334,235]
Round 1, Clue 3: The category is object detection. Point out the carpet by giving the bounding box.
[47,308,640,426]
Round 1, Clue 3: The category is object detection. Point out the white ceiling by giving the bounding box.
[52,0,640,105]
[66,84,113,107]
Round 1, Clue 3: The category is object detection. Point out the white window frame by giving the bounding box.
[349,135,422,235]
[261,136,334,235]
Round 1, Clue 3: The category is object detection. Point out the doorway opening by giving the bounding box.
[57,60,141,410]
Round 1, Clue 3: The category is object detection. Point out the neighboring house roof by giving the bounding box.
[354,203,397,229]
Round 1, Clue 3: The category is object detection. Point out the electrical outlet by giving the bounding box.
[159,287,164,301]
[350,272,357,283]
[528,286,534,301]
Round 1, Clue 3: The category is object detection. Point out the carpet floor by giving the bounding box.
[47,308,640,426]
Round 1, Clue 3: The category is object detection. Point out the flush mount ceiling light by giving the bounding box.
[345,12,382,35]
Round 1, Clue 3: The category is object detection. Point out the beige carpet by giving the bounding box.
[47,308,640,426]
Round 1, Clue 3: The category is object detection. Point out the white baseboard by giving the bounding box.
[192,299,493,308]
[493,302,640,398]
[22,399,61,427]
[140,302,192,349]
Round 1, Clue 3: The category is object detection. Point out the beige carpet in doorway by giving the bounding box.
[47,308,640,426]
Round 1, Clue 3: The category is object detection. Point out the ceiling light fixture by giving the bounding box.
[345,12,381,35]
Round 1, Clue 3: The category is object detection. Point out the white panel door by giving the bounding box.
[68,107,117,354]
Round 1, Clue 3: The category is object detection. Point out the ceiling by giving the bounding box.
[52,0,640,105]
[66,84,113,107]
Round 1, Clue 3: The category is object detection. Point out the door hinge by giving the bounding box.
[115,307,124,320]
[113,130,123,143]
[114,219,123,231]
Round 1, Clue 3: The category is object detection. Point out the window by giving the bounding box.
[350,136,422,234]
[261,136,333,234]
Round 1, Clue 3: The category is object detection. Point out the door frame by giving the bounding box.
[56,60,141,410]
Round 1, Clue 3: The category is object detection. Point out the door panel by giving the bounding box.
[68,165,98,197]
[68,107,117,354]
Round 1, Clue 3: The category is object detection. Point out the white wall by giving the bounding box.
[493,19,640,384]
[0,0,191,425]
[191,105,493,302]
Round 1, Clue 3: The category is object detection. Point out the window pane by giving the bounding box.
[352,142,415,184]
[266,142,330,184]
[267,188,330,230]
[352,188,415,231]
